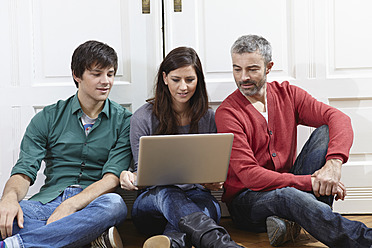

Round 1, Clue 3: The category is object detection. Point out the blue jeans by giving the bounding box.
[2,187,127,248]
[132,185,221,235]
[228,126,372,248]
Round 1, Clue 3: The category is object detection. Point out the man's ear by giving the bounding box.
[72,71,81,84]
[266,61,274,74]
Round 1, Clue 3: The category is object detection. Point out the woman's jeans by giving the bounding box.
[2,187,127,248]
[228,125,372,248]
[132,185,221,235]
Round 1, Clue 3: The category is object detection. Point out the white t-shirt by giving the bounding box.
[81,113,97,136]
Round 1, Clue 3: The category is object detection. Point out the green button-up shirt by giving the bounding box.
[11,94,132,204]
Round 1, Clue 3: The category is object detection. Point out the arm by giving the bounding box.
[0,174,31,239]
[0,110,49,238]
[294,85,353,164]
[101,109,132,178]
[120,105,152,190]
[46,172,119,224]
[129,105,153,172]
[293,85,353,197]
[200,110,222,189]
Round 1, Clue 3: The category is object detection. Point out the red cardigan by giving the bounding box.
[215,81,353,204]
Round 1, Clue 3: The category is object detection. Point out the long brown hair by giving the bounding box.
[147,47,209,134]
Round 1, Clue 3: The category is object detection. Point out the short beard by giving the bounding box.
[238,76,266,97]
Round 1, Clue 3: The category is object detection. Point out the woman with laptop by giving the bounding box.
[120,47,242,248]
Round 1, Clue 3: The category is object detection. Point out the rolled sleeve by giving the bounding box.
[102,110,132,177]
[11,110,49,185]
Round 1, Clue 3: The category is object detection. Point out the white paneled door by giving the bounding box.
[163,0,372,213]
[1,0,371,213]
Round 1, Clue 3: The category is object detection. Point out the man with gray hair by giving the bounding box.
[215,34,372,247]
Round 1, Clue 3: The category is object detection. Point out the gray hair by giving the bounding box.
[231,35,272,64]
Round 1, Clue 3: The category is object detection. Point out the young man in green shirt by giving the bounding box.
[0,40,132,248]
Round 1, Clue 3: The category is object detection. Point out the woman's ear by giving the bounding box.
[162,71,168,85]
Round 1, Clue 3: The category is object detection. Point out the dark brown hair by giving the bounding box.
[71,40,118,88]
[148,47,209,134]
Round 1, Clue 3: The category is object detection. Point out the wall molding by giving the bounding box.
[307,0,316,79]
[334,186,372,214]
[11,106,21,165]
[9,0,20,87]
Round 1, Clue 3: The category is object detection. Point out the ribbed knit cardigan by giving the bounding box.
[215,81,353,203]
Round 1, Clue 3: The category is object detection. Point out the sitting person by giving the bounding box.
[215,34,372,247]
[0,40,132,248]
[120,47,243,248]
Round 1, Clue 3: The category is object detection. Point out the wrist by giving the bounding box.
[328,158,343,167]
[60,197,80,212]
[1,192,19,203]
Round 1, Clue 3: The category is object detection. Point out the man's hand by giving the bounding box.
[120,171,138,191]
[335,181,347,201]
[311,159,342,197]
[47,173,120,225]
[0,174,30,239]
[0,198,24,239]
[46,201,77,225]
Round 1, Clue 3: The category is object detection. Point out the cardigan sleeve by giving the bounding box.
[290,85,353,163]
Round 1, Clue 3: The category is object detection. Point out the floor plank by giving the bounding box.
[118,215,372,248]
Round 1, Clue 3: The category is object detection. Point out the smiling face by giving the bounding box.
[232,52,273,99]
[74,65,115,106]
[163,65,198,110]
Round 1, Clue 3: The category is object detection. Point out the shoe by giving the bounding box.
[266,216,301,247]
[91,226,123,248]
[143,235,170,248]
[143,233,191,248]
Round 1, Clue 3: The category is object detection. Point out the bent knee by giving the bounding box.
[274,187,314,204]
[96,193,127,221]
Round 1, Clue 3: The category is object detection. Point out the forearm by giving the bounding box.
[1,174,31,202]
[61,173,119,211]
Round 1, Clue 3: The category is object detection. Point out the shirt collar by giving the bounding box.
[71,92,110,118]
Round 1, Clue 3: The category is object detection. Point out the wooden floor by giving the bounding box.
[117,215,372,248]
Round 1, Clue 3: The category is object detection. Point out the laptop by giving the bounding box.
[135,133,234,186]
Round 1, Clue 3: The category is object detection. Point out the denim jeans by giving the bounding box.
[2,187,127,248]
[132,185,221,235]
[228,126,372,248]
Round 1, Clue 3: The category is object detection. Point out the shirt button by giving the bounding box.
[269,131,273,135]
[272,153,277,157]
